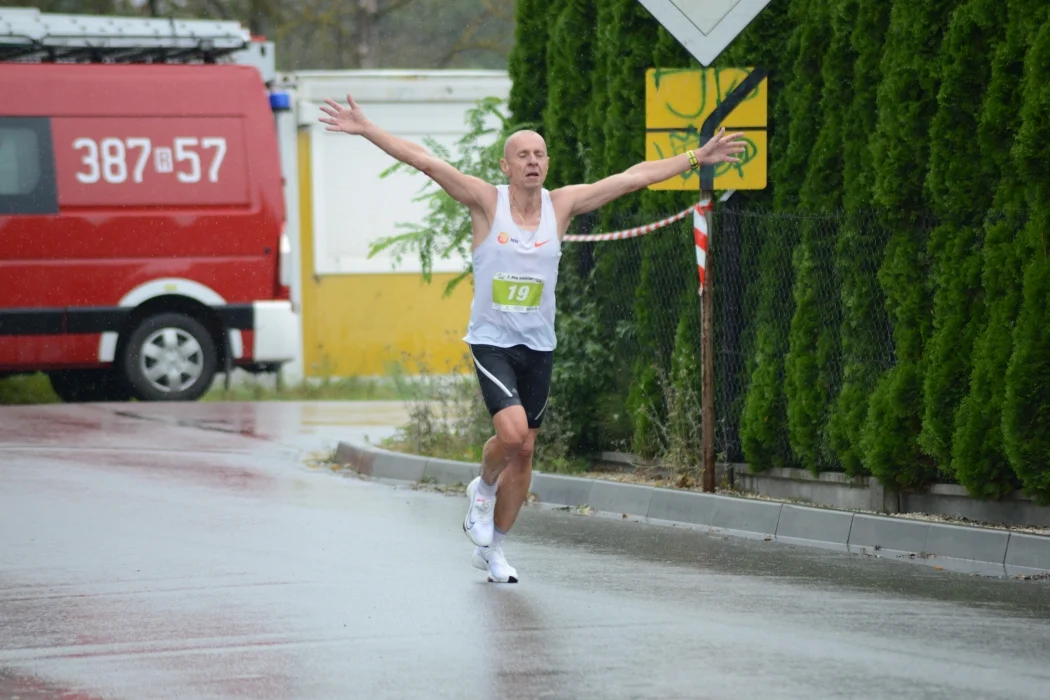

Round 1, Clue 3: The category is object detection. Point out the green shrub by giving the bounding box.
[506,0,554,128]
[863,0,955,490]
[543,0,596,188]
[951,1,1045,499]
[739,221,797,471]
[826,0,892,477]
[738,0,822,473]
[918,0,1005,473]
[1002,16,1050,504]
[626,359,663,459]
[784,0,849,474]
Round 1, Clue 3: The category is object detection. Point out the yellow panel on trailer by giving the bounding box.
[292,71,510,378]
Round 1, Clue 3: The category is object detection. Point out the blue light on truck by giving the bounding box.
[269,92,291,112]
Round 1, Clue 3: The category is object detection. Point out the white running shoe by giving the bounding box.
[472,545,519,583]
[462,476,495,547]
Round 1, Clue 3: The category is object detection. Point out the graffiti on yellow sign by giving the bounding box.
[646,129,766,191]
[645,67,768,191]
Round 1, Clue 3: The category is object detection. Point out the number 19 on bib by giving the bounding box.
[492,273,544,313]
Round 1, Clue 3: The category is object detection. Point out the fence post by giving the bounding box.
[699,193,715,493]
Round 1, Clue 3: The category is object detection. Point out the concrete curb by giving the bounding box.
[333,441,1050,578]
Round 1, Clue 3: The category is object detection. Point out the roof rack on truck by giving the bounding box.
[0,6,251,65]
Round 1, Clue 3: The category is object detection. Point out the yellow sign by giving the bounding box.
[646,130,766,191]
[645,67,768,191]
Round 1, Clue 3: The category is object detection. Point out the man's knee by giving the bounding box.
[518,431,537,461]
[496,425,529,456]
[493,411,532,456]
[504,432,537,473]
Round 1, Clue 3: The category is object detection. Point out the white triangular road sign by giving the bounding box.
[637,0,774,66]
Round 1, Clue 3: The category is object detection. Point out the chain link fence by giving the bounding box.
[555,202,922,473]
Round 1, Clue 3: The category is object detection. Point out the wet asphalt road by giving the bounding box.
[1,402,1049,700]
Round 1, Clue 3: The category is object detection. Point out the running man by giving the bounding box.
[319,94,745,583]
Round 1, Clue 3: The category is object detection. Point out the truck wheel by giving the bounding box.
[120,313,218,401]
[48,369,134,403]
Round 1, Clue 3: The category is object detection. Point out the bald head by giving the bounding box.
[503,130,546,161]
[501,130,549,189]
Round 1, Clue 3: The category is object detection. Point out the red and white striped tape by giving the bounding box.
[561,199,714,296]
[695,197,712,296]
[561,204,698,242]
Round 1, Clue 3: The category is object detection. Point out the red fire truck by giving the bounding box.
[0,8,297,402]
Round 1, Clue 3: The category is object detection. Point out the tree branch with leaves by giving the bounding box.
[367,97,535,296]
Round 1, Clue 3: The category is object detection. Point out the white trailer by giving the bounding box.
[275,70,511,382]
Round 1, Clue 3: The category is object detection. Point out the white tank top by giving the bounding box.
[463,185,562,351]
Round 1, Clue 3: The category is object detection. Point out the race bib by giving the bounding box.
[492,273,544,313]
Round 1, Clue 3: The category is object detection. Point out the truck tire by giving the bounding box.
[48,369,134,403]
[120,312,218,401]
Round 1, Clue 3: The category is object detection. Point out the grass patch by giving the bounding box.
[0,373,60,405]
[202,374,406,402]
[302,448,339,470]
[0,371,409,405]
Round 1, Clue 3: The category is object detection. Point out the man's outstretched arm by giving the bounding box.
[553,128,747,218]
[319,94,493,209]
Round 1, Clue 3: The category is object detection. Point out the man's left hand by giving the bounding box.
[699,128,747,164]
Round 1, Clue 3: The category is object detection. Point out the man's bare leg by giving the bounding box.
[467,407,535,583]
[464,406,528,548]
[494,428,537,533]
[479,406,530,487]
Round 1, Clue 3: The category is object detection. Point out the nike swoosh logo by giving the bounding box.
[534,240,550,248]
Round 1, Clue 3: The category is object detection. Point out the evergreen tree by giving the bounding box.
[826,0,893,477]
[784,0,843,474]
[952,0,1046,499]
[628,27,701,455]
[861,0,956,491]
[710,0,794,463]
[588,0,661,452]
[738,214,796,470]
[918,0,1006,473]
[770,0,830,212]
[716,0,794,212]
[543,0,596,188]
[583,0,617,181]
[732,0,800,471]
[550,240,617,453]
[506,0,554,129]
[1002,17,1050,504]
[600,0,660,210]
[543,0,602,453]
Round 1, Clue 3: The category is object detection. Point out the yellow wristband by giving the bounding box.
[687,149,700,170]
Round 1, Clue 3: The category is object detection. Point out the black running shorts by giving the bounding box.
[468,343,553,429]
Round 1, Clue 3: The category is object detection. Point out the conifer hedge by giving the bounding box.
[1002,16,1050,504]
[543,0,595,189]
[861,0,955,491]
[506,0,553,131]
[917,0,1005,474]
[825,0,892,478]
[499,0,1049,501]
[952,0,1046,499]
[784,0,844,475]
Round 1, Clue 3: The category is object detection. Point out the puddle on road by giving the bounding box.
[109,401,412,435]
[0,401,408,450]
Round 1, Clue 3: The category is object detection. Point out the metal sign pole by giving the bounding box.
[694,70,765,493]
[639,0,772,492]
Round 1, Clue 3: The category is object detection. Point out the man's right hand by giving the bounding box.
[319,94,371,135]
